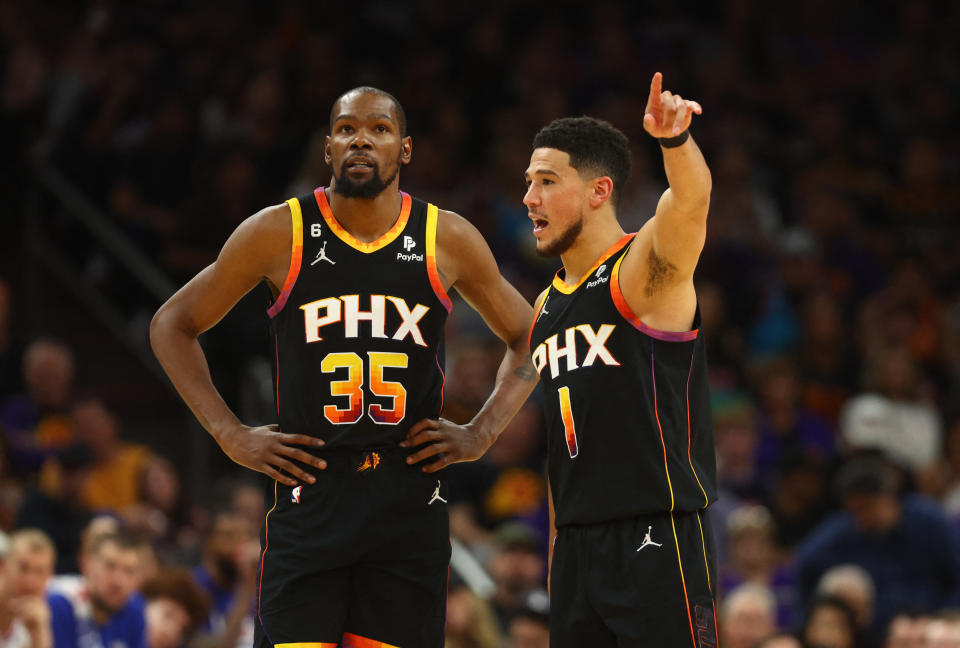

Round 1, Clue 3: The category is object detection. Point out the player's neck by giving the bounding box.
[325,185,404,243]
[559,217,625,286]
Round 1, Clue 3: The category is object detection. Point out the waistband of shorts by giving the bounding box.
[313,445,416,473]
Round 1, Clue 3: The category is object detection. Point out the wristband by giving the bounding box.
[659,130,690,148]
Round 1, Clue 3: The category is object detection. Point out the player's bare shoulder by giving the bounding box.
[433,208,493,290]
[222,201,294,294]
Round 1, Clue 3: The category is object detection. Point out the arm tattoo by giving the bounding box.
[645,249,677,297]
[513,363,538,381]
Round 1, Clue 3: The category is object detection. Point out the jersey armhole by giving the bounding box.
[528,289,549,348]
[610,251,699,342]
[266,198,304,318]
[426,203,453,312]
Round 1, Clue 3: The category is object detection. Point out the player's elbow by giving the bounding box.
[149,300,190,354]
[148,304,170,355]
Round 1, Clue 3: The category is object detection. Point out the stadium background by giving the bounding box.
[2,0,960,646]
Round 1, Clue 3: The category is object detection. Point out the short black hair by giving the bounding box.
[532,116,631,206]
[330,86,407,137]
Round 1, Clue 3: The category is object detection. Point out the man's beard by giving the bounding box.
[536,213,584,257]
[332,158,400,199]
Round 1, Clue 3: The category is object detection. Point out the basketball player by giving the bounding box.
[524,73,718,647]
[150,87,537,647]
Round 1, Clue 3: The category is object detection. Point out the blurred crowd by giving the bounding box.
[3,0,960,646]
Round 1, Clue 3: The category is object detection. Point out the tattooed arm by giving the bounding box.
[401,209,538,472]
[619,72,711,332]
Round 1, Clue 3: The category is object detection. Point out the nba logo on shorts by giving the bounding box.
[291,485,302,504]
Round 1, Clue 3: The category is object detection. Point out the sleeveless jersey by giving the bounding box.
[267,187,451,450]
[529,234,717,527]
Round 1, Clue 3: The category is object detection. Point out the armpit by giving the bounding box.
[645,249,677,296]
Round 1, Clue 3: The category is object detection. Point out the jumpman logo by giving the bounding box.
[537,296,549,320]
[311,240,336,266]
[427,480,447,505]
[636,525,663,552]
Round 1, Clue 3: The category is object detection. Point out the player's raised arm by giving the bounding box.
[401,210,537,472]
[149,204,326,487]
[618,72,711,330]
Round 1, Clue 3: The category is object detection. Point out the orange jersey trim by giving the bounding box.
[696,510,713,593]
[257,481,278,629]
[610,252,699,342]
[686,352,710,508]
[341,633,400,648]
[652,347,698,647]
[550,233,634,294]
[425,203,452,311]
[267,198,304,318]
[314,187,411,254]
[669,511,698,647]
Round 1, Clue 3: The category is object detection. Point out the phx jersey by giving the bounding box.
[529,234,717,528]
[267,187,451,450]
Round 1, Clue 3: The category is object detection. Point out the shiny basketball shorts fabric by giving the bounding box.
[254,448,450,648]
[550,509,718,648]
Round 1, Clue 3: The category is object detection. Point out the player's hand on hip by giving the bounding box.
[642,71,702,138]
[400,418,494,473]
[215,424,326,487]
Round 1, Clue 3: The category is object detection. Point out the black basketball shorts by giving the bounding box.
[254,447,451,648]
[550,509,718,648]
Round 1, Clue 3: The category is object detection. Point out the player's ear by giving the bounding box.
[400,136,413,165]
[324,135,333,166]
[589,176,614,208]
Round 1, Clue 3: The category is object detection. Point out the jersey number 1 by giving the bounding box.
[558,386,578,458]
[321,351,408,425]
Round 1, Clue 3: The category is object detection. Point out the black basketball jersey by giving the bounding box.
[529,234,717,527]
[267,187,451,450]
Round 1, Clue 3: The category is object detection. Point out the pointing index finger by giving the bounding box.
[648,72,664,109]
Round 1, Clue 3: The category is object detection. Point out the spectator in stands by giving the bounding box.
[766,449,832,549]
[0,338,75,475]
[797,290,859,426]
[48,530,146,648]
[840,346,941,480]
[753,356,835,481]
[713,391,764,500]
[816,564,875,633]
[507,589,549,648]
[443,578,503,648]
[720,583,778,648]
[141,567,209,648]
[123,455,191,563]
[939,417,960,523]
[720,504,798,629]
[192,509,257,648]
[795,455,960,641]
[0,529,56,648]
[756,633,803,648]
[487,522,546,630]
[885,613,929,648]
[802,595,865,648]
[70,396,150,514]
[16,443,93,573]
[448,402,546,554]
